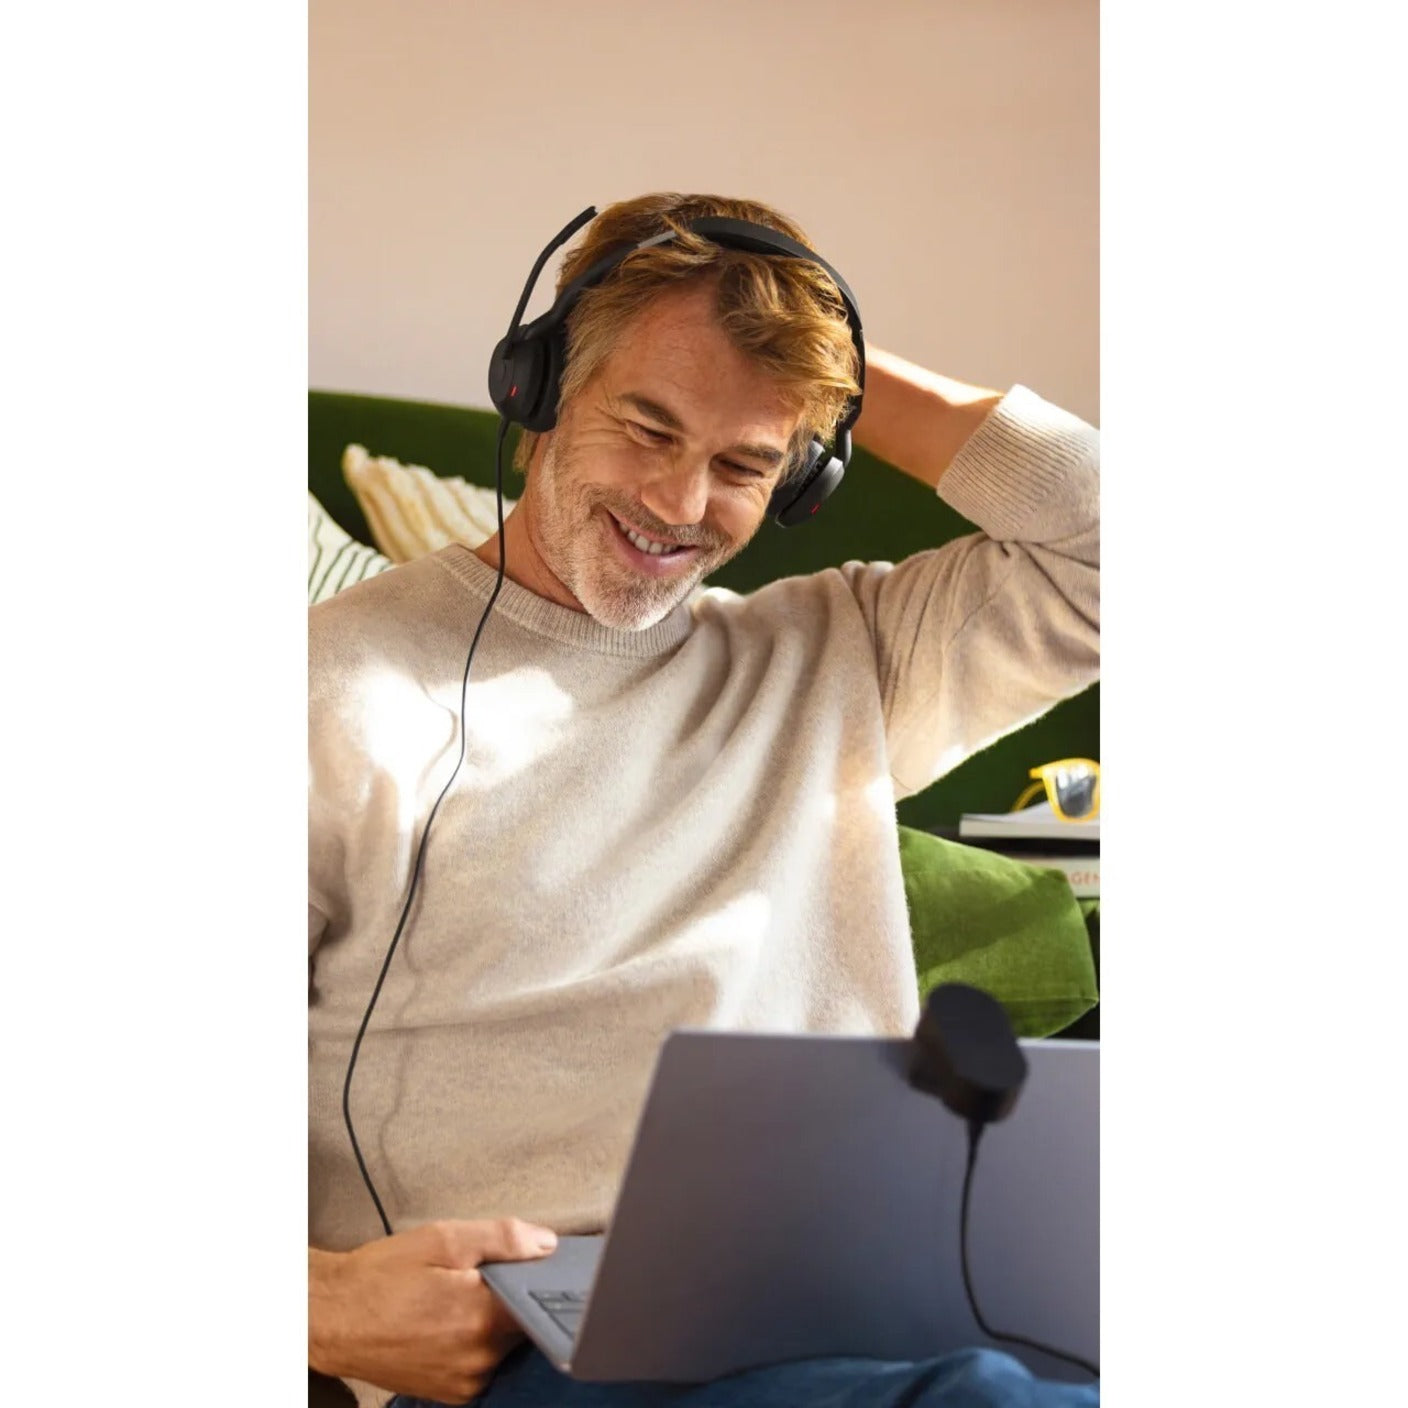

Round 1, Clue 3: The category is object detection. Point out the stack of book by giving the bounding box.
[956,801,1099,898]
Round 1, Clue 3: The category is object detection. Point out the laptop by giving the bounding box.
[482,1030,1098,1385]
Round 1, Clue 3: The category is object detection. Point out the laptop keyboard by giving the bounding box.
[530,1289,588,1340]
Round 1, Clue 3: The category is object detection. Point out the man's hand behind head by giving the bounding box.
[309,1217,558,1405]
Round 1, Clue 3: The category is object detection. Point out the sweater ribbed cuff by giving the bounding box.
[937,385,1099,544]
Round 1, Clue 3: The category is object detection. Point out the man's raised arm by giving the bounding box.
[838,344,1099,798]
[851,345,1004,489]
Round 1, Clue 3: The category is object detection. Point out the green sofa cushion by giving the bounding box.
[898,825,1098,1037]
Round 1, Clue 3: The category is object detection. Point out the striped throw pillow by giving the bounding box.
[342,444,516,564]
[308,493,393,604]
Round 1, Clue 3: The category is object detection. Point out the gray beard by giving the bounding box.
[532,437,738,632]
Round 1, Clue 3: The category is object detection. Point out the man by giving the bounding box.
[309,193,1099,1408]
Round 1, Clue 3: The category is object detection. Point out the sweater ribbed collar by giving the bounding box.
[432,543,697,658]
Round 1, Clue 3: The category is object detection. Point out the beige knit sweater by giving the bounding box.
[309,385,1098,1261]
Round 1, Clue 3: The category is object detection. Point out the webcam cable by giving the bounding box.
[959,1120,1100,1380]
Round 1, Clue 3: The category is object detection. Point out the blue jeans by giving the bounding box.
[388,1343,1098,1407]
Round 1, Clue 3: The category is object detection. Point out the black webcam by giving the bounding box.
[909,983,1028,1126]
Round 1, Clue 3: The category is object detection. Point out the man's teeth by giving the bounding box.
[620,521,681,556]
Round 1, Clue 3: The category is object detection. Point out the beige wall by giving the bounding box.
[310,0,1098,423]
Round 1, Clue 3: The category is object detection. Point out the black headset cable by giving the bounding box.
[340,417,512,1237]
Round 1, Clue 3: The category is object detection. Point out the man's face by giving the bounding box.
[521,283,803,630]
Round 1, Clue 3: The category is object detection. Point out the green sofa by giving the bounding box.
[307,388,1099,1038]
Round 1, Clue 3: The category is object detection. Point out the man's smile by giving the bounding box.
[603,509,704,575]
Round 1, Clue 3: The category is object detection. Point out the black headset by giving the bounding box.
[487,205,866,526]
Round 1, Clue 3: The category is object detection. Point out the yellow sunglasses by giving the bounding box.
[1011,758,1100,821]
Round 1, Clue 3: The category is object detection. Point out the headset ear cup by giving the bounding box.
[535,323,569,432]
[770,439,845,527]
[487,336,516,416]
[506,325,566,433]
[768,440,823,519]
[513,339,549,430]
[488,336,547,428]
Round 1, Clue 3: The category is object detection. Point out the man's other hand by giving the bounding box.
[309,1217,559,1405]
